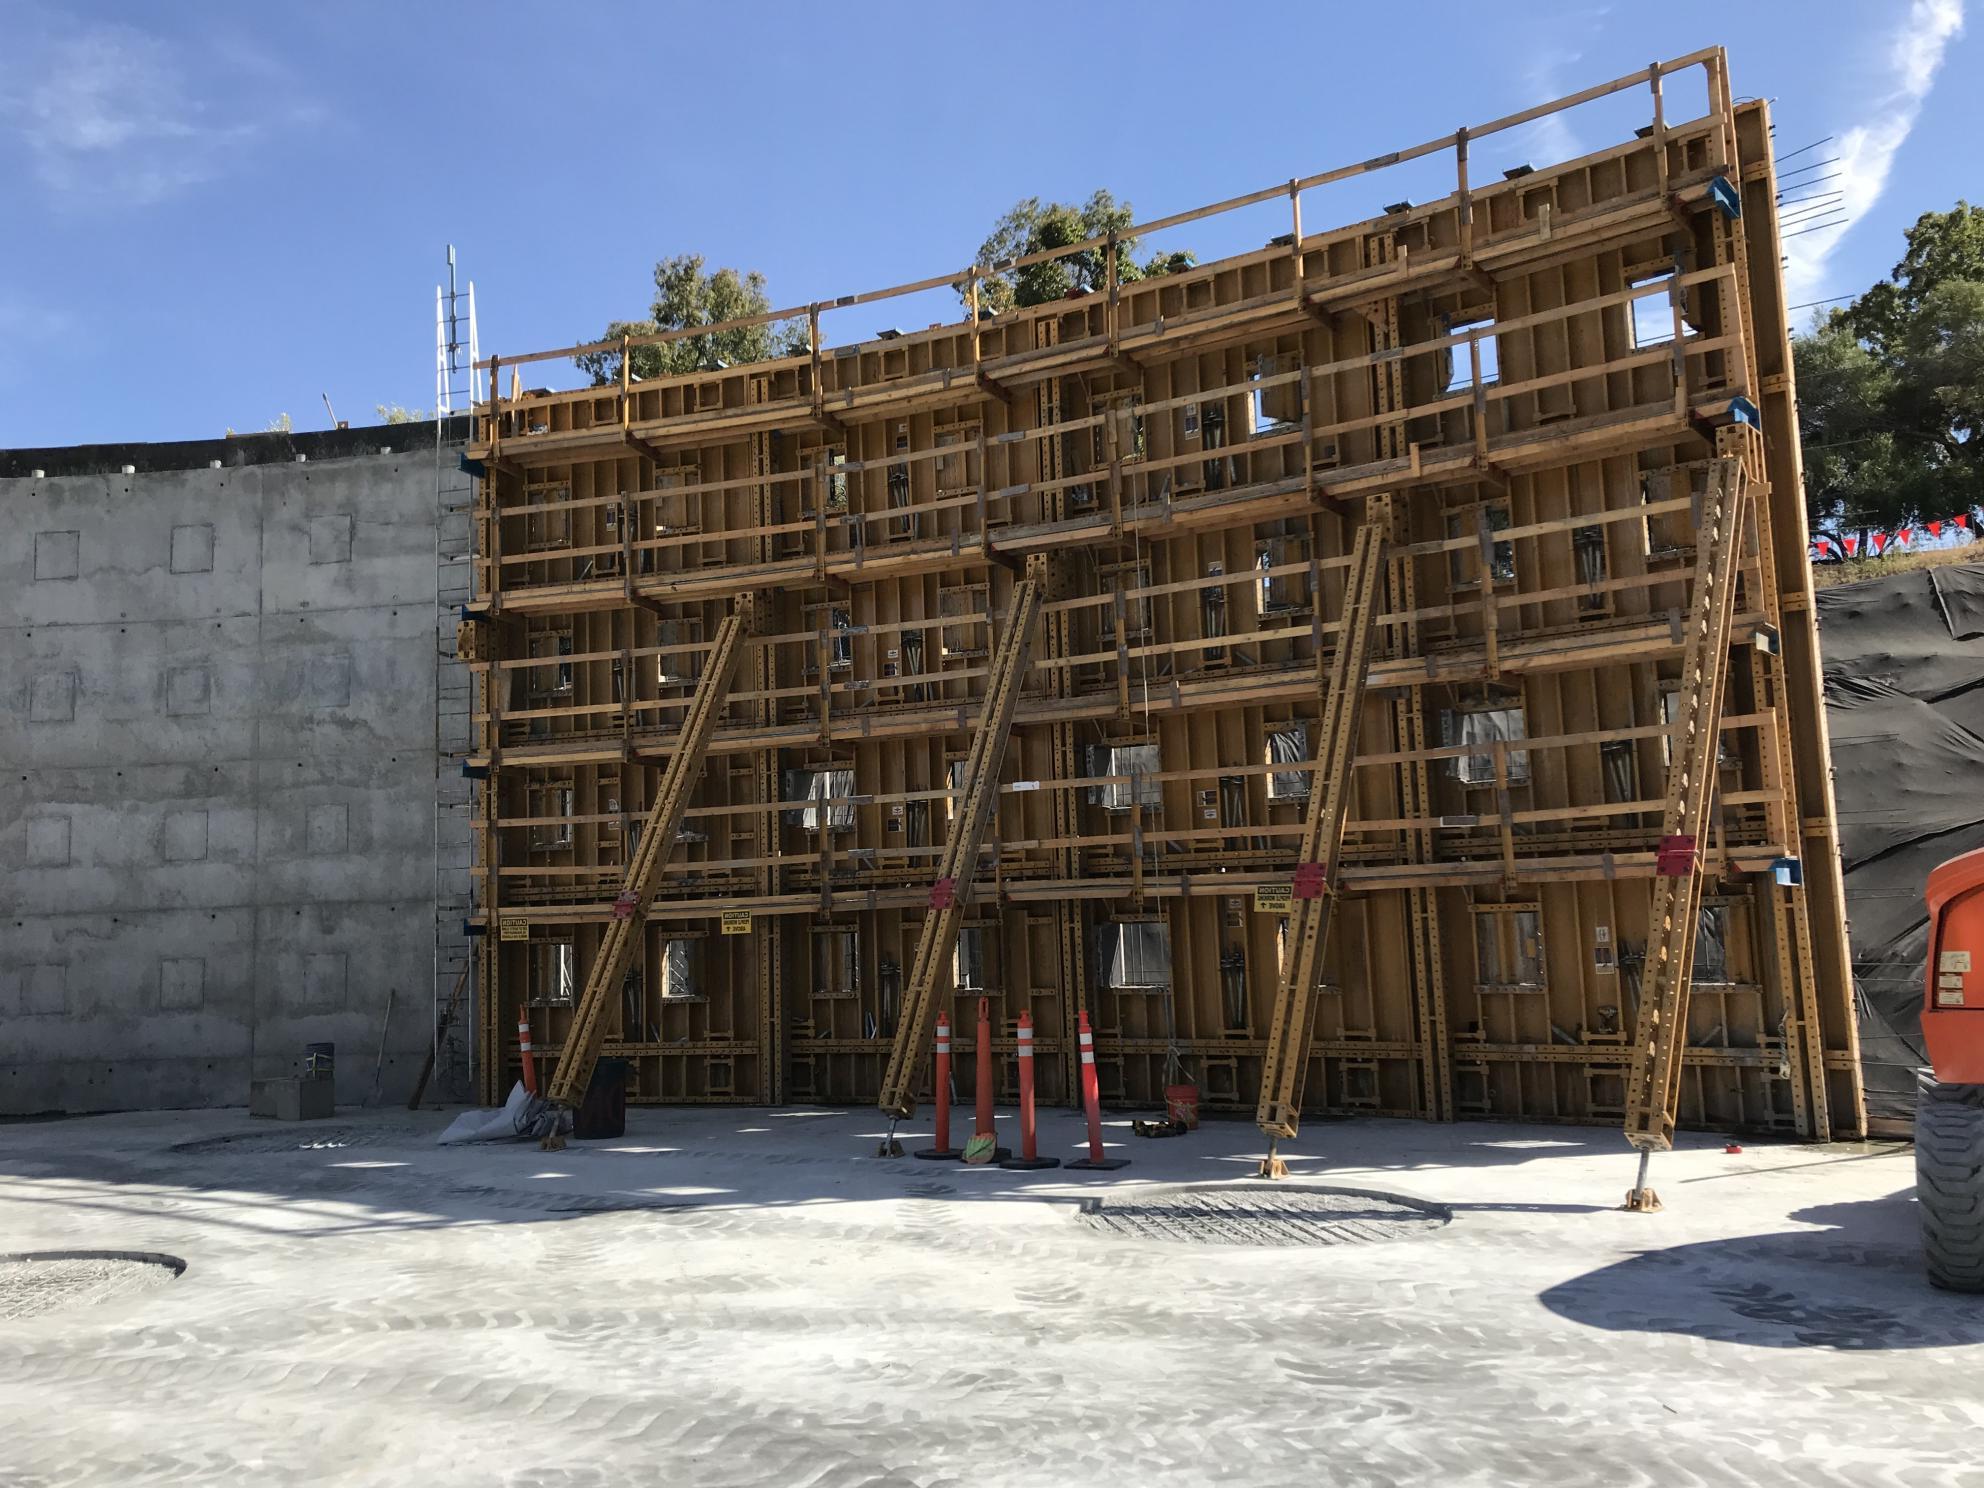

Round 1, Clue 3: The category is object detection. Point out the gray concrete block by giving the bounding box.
[310,652,352,709]
[24,964,68,1016]
[0,617,260,771]
[168,523,214,574]
[158,956,204,1011]
[25,814,70,867]
[29,670,76,723]
[249,1076,334,1120]
[164,663,211,716]
[2,442,458,1116]
[262,453,435,611]
[33,530,79,581]
[160,809,209,863]
[308,513,352,565]
[305,803,348,855]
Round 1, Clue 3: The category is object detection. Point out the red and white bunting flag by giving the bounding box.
[1930,521,1944,538]
[1845,534,1860,556]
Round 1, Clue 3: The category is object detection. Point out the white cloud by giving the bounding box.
[1784,0,1965,304]
[0,15,323,206]
[1511,8,1616,168]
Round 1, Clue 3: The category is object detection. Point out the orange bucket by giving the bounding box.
[1164,1084,1200,1129]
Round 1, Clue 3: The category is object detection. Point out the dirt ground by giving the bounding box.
[0,1104,1974,1486]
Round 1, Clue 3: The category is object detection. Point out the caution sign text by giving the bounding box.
[1254,883,1293,914]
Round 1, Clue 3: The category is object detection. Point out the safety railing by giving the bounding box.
[472,47,1730,411]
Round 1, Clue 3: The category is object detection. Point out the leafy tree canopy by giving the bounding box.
[1797,202,1984,533]
[576,254,808,386]
[965,189,1194,315]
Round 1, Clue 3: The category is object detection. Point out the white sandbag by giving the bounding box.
[437,1081,536,1145]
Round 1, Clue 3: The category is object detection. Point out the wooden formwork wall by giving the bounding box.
[464,50,1865,1141]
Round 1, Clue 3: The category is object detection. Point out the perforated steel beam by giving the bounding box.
[1255,505,1391,1174]
[543,594,756,1114]
[876,558,1048,1137]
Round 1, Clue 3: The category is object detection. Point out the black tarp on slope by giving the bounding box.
[1818,562,1984,1121]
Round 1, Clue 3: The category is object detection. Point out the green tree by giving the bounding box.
[1843,202,1984,358]
[965,190,1195,314]
[1797,203,1984,534]
[575,255,808,385]
[376,404,430,425]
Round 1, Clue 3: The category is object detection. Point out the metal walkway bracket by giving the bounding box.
[1622,458,1750,1208]
[1255,504,1392,1177]
[539,593,757,1143]
[875,557,1049,1153]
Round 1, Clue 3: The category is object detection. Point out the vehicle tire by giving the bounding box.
[1917,1074,1984,1292]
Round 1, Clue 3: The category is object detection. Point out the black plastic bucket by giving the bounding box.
[574,1058,629,1140]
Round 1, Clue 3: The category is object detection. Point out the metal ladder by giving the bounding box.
[539,595,756,1139]
[430,246,480,1104]
[876,558,1047,1152]
[1255,507,1391,1176]
[1622,457,1750,1208]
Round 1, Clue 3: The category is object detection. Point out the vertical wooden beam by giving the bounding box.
[1733,97,1862,1137]
[1456,128,1473,267]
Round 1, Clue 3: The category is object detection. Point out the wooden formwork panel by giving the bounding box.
[466,52,1861,1140]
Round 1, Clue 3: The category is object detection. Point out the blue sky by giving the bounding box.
[1,1,1977,448]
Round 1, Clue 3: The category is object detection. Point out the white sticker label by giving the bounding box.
[1941,973,1966,989]
[1010,780,1039,793]
[1594,925,1612,946]
[1938,989,1966,1006]
[1941,950,1972,973]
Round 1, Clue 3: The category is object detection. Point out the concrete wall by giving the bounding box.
[1,428,472,1113]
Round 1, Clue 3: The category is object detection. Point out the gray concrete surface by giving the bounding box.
[0,1106,1975,1486]
[1,429,471,1114]
[0,1253,179,1322]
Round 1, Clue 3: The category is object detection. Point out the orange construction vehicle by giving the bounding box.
[1919,848,1984,1290]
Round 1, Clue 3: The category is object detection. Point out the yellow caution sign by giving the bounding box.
[721,909,753,936]
[1254,883,1293,914]
[499,918,529,941]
